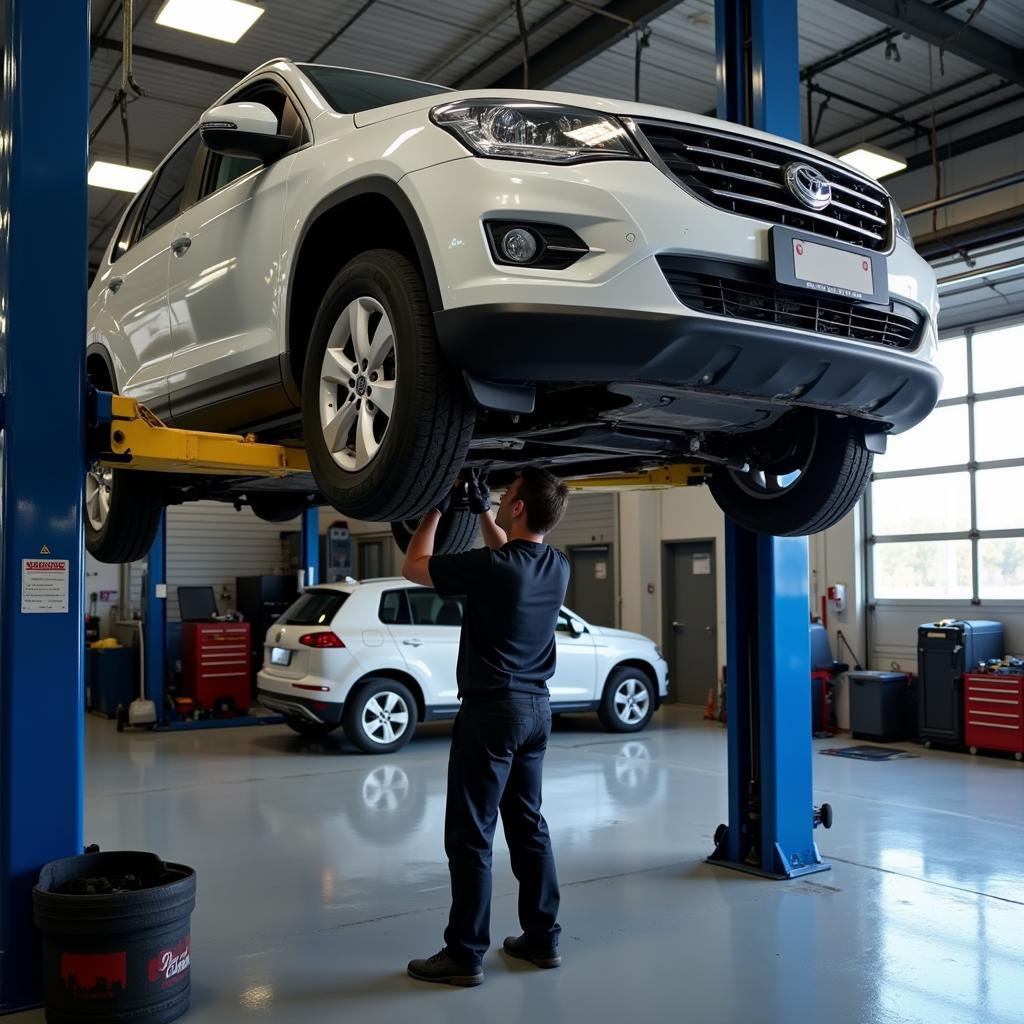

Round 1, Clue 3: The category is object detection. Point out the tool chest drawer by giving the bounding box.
[963,674,1024,757]
[181,623,251,711]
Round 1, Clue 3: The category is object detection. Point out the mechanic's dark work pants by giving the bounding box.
[443,693,560,967]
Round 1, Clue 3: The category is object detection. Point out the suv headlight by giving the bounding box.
[892,201,913,245]
[430,100,642,164]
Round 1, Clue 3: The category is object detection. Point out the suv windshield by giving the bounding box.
[298,64,450,113]
[280,589,349,626]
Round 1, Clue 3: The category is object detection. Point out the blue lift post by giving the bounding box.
[0,0,89,1010]
[708,0,830,879]
[301,507,321,587]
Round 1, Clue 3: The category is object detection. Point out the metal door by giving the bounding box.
[664,540,718,705]
[567,545,616,627]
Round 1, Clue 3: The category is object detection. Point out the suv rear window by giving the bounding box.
[298,64,449,113]
[280,589,349,626]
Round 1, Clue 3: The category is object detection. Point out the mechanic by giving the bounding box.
[402,466,571,987]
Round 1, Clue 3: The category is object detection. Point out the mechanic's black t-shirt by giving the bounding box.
[429,540,570,697]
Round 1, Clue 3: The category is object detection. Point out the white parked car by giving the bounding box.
[255,578,668,752]
[86,60,940,563]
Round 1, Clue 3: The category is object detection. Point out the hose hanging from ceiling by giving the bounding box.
[514,0,529,88]
[634,25,651,102]
[89,0,145,164]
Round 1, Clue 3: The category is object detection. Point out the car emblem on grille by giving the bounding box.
[784,162,832,211]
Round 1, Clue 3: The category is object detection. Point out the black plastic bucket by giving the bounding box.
[33,851,196,1024]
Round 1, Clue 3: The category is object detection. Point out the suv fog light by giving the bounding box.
[500,227,538,264]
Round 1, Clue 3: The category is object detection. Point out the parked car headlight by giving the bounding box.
[654,645,665,661]
[430,101,642,164]
[892,201,913,245]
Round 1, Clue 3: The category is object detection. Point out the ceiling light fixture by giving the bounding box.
[88,161,152,193]
[155,0,264,44]
[837,143,907,180]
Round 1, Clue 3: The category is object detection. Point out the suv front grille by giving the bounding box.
[659,256,922,351]
[634,119,892,252]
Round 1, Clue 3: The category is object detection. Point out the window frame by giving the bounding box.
[866,317,1024,607]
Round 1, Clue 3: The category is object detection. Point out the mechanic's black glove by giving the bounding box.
[433,478,470,517]
[466,469,491,516]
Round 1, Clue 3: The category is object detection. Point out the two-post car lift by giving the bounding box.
[0,0,827,1010]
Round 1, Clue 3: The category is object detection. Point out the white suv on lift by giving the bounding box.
[255,579,668,752]
[86,60,940,563]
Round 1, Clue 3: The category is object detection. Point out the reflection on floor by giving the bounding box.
[12,706,1024,1023]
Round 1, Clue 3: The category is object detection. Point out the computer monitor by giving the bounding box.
[177,586,217,622]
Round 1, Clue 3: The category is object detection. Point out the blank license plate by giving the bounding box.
[270,647,292,666]
[771,226,887,304]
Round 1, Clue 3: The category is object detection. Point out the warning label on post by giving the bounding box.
[21,558,70,613]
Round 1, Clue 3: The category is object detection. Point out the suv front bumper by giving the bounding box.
[434,299,941,433]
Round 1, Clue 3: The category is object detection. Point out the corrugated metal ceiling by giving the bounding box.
[88,0,1024,264]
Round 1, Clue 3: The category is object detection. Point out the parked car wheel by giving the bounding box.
[389,508,479,555]
[302,249,474,523]
[708,413,873,536]
[283,716,339,738]
[248,493,313,523]
[343,678,417,754]
[85,465,166,564]
[598,666,656,733]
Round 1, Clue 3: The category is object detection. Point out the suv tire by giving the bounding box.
[390,508,479,555]
[85,465,166,564]
[343,678,417,754]
[302,249,474,522]
[708,414,873,536]
[248,493,313,523]
[598,666,656,733]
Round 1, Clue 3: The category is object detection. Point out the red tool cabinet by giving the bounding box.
[963,674,1024,760]
[181,623,251,712]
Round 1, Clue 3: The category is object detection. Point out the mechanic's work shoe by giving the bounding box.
[502,934,562,968]
[407,949,483,987]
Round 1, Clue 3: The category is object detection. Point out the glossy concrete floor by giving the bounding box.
[14,706,1024,1024]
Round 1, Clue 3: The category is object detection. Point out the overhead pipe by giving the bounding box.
[904,171,1024,217]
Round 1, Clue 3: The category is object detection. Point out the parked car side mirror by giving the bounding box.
[199,102,292,163]
[568,618,585,638]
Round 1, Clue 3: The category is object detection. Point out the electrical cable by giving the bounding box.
[514,0,529,89]
[835,630,863,672]
[634,25,651,103]
[939,0,989,76]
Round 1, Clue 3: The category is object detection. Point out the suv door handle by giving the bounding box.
[402,639,423,647]
[171,235,192,257]
[672,621,684,630]
[107,277,123,294]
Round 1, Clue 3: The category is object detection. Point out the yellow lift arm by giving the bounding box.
[97,394,310,477]
[94,393,706,489]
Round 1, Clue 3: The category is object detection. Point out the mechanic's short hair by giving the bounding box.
[517,466,569,535]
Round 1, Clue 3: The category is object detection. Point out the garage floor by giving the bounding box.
[13,706,1024,1024]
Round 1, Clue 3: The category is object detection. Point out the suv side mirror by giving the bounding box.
[199,102,291,163]
[568,618,585,638]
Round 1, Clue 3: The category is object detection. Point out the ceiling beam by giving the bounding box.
[901,114,1024,172]
[91,36,247,81]
[487,0,684,90]
[831,0,1024,87]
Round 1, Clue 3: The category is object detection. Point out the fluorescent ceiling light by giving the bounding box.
[155,0,264,44]
[837,143,907,180]
[88,161,152,193]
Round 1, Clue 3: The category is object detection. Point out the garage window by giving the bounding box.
[868,322,1024,602]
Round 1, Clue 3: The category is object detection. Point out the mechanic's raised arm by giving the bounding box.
[479,510,507,550]
[402,510,440,587]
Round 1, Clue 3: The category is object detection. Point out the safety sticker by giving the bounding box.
[21,558,70,613]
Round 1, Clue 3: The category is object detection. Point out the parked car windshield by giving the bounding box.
[280,589,349,626]
[298,64,450,113]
